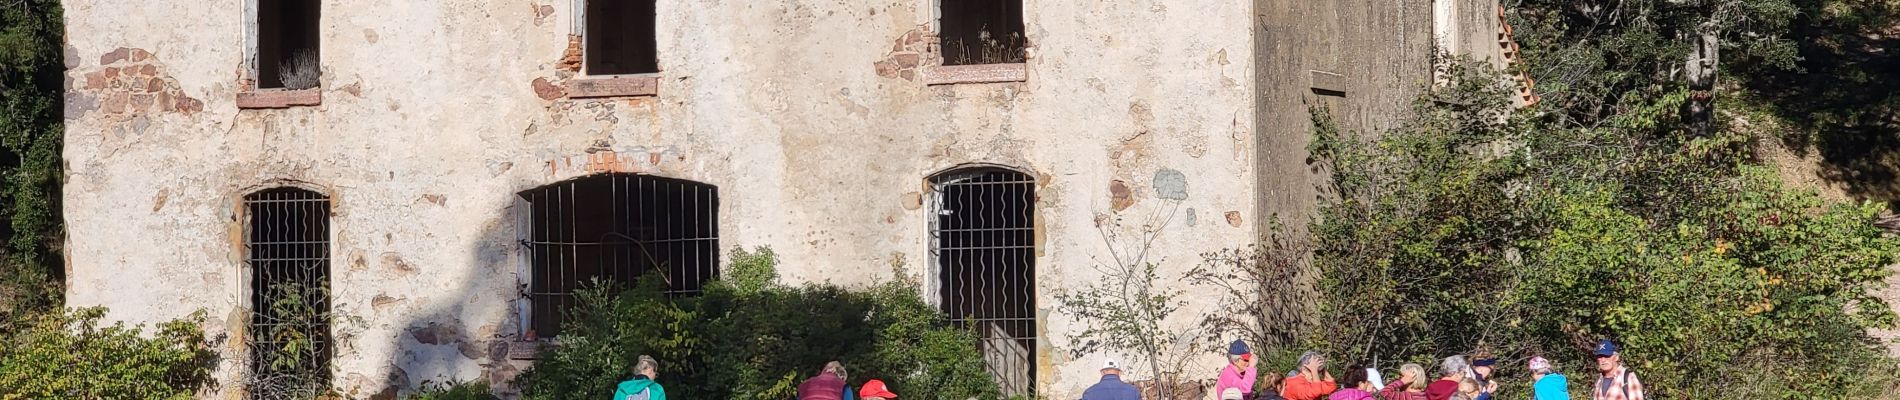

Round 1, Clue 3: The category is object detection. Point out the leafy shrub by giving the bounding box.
[517,247,1001,400]
[1301,56,1900,399]
[406,380,498,400]
[0,307,219,399]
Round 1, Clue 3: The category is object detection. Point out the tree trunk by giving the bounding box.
[1685,22,1720,136]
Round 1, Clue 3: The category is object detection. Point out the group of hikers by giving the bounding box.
[609,357,901,400]
[1082,339,1644,400]
[607,339,1644,400]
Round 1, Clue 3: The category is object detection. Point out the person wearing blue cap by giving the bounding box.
[1216,340,1259,400]
[1589,340,1644,400]
[1468,353,1498,400]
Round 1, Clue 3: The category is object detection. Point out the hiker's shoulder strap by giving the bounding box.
[1621,369,1634,398]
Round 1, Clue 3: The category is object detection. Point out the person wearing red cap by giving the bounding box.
[860,379,899,400]
[1216,340,1259,400]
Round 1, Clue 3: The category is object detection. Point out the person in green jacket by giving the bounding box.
[613,355,668,400]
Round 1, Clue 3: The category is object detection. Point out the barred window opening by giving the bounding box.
[244,187,333,399]
[520,174,719,337]
[930,167,1037,397]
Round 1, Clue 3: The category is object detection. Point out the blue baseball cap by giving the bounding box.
[1229,340,1251,356]
[1593,340,1618,357]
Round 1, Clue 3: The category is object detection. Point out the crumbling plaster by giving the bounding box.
[62,0,1272,398]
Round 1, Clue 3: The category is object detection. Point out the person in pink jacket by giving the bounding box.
[1215,340,1259,400]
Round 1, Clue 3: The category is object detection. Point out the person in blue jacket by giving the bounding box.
[1081,359,1140,400]
[1527,357,1569,400]
[613,355,668,400]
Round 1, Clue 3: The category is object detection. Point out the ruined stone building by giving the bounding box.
[60,0,1512,398]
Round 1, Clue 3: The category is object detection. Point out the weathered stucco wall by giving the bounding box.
[62,0,1263,398]
[1251,0,1434,234]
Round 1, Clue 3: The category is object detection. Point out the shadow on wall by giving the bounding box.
[360,204,520,399]
[1740,1,1900,207]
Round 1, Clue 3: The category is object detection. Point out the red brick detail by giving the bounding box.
[558,35,583,73]
[177,97,204,114]
[103,92,129,114]
[100,48,132,65]
[875,26,942,82]
[565,75,659,98]
[237,89,323,109]
[531,77,566,100]
[892,52,921,68]
[924,63,1028,85]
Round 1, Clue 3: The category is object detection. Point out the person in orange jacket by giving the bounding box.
[1281,351,1338,400]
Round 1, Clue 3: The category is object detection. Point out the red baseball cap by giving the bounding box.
[861,379,899,399]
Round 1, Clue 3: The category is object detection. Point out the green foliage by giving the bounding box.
[1304,54,1900,399]
[0,0,65,323]
[0,307,219,399]
[250,281,338,399]
[1056,209,1199,398]
[1186,221,1315,355]
[726,246,779,295]
[406,380,499,400]
[517,246,1001,400]
[1510,0,1804,128]
[1055,260,1186,376]
[1306,60,1528,362]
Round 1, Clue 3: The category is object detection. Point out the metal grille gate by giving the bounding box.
[244,187,332,399]
[931,168,1037,397]
[520,173,719,337]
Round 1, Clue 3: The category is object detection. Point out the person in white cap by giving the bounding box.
[1223,388,1246,400]
[1527,356,1568,400]
[1081,359,1140,400]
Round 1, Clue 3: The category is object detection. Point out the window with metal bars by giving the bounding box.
[243,187,333,399]
[930,167,1037,397]
[939,0,1026,65]
[519,173,719,338]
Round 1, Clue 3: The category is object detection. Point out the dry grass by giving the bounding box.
[949,27,1025,65]
[279,50,320,90]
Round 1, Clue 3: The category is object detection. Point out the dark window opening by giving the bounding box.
[244,188,332,399]
[940,0,1025,65]
[257,0,321,90]
[585,0,659,75]
[521,174,718,337]
[931,167,1036,397]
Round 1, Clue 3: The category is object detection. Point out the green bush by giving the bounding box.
[0,307,219,399]
[1302,56,1900,399]
[407,380,498,400]
[517,247,1001,400]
